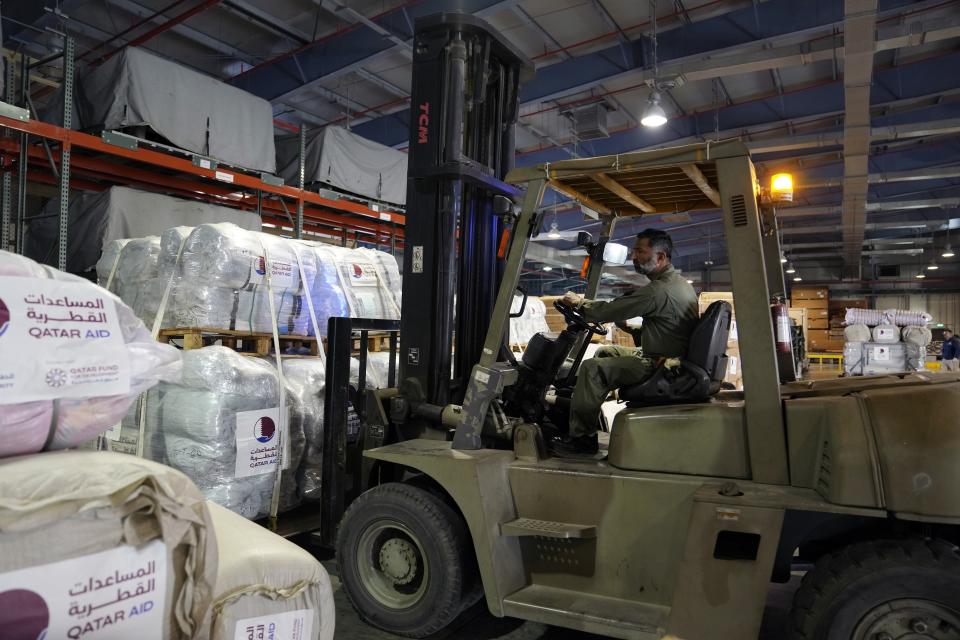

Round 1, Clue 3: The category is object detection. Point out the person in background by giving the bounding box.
[552,228,699,457]
[942,328,959,372]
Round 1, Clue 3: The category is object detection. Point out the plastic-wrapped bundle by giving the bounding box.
[364,351,398,389]
[142,346,301,519]
[356,246,402,312]
[902,325,933,347]
[283,359,326,501]
[302,244,351,337]
[169,223,314,335]
[0,451,217,640]
[510,295,550,344]
[205,501,335,640]
[843,324,871,343]
[0,251,182,457]
[95,238,130,286]
[846,342,923,375]
[843,342,864,376]
[872,325,900,343]
[159,225,194,274]
[844,307,932,327]
[318,244,401,321]
[114,236,163,322]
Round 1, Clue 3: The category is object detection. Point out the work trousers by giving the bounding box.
[569,345,658,438]
[943,358,959,372]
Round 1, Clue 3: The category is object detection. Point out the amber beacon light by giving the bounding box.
[770,173,794,203]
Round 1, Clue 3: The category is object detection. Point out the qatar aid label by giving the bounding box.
[235,608,314,640]
[0,277,130,404]
[0,539,167,640]
[235,407,291,478]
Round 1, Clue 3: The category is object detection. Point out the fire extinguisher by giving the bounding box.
[771,297,792,353]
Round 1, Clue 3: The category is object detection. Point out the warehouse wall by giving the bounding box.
[874,293,960,329]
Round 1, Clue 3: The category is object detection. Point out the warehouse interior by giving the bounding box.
[1,1,960,639]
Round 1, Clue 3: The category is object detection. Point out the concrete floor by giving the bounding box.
[312,552,800,640]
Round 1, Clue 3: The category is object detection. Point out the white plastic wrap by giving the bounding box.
[843,342,864,376]
[845,342,923,376]
[141,346,300,519]
[509,295,550,345]
[282,359,326,501]
[95,238,130,286]
[843,324,871,343]
[872,325,901,343]
[845,308,932,327]
[0,251,182,458]
[902,325,933,347]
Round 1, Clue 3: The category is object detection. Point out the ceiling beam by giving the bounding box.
[804,165,960,189]
[778,197,960,218]
[590,173,656,213]
[748,118,960,154]
[513,6,570,60]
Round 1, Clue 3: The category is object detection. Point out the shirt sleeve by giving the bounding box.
[578,285,662,323]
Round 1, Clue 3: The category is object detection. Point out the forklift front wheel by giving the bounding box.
[337,482,472,638]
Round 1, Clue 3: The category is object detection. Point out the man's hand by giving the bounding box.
[561,291,584,308]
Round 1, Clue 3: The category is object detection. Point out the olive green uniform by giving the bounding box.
[569,265,699,438]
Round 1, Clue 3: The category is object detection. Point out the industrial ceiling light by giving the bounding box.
[943,246,955,258]
[780,253,788,263]
[542,266,553,271]
[641,92,667,128]
[793,276,803,282]
[686,278,694,284]
[547,221,562,239]
[785,264,796,274]
[927,261,939,271]
[915,272,926,279]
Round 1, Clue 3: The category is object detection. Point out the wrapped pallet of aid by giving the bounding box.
[509,295,550,346]
[205,501,334,640]
[141,346,304,519]
[307,243,401,330]
[843,309,928,376]
[166,223,315,335]
[0,451,217,640]
[0,251,181,457]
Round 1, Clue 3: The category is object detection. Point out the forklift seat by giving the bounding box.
[618,300,733,407]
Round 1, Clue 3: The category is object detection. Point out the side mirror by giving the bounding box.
[576,231,593,247]
[602,242,629,265]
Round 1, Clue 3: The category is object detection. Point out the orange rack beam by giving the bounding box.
[0,114,405,241]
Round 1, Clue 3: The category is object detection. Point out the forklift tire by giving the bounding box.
[789,538,960,639]
[336,482,472,638]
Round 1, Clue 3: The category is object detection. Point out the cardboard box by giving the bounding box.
[699,292,735,317]
[724,345,743,390]
[808,318,829,330]
[792,286,829,300]
[807,329,844,352]
[791,298,829,310]
[833,298,868,310]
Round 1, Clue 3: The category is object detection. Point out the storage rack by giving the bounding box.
[0,39,405,269]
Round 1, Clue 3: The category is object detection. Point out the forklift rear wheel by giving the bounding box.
[789,538,960,639]
[337,482,472,638]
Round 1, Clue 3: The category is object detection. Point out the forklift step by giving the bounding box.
[500,517,597,539]
[502,584,666,639]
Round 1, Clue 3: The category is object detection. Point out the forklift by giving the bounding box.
[331,12,960,640]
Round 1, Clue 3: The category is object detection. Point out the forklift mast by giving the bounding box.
[399,13,533,407]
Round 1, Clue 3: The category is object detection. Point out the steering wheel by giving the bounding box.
[553,299,608,336]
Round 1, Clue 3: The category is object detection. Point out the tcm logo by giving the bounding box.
[417,102,430,144]
[0,297,8,337]
[255,257,267,276]
[254,416,276,443]
[351,263,364,278]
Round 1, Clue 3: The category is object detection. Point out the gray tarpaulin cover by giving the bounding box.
[277,126,408,205]
[206,501,335,640]
[47,47,276,172]
[26,186,261,274]
[0,451,217,640]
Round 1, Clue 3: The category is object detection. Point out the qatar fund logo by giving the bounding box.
[254,416,276,443]
[45,368,67,388]
[351,263,364,278]
[255,256,267,276]
[0,297,9,338]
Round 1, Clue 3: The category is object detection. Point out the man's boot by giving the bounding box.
[550,433,599,458]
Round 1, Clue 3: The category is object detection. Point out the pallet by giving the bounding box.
[158,327,320,356]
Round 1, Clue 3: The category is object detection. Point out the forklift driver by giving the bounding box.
[552,229,699,457]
